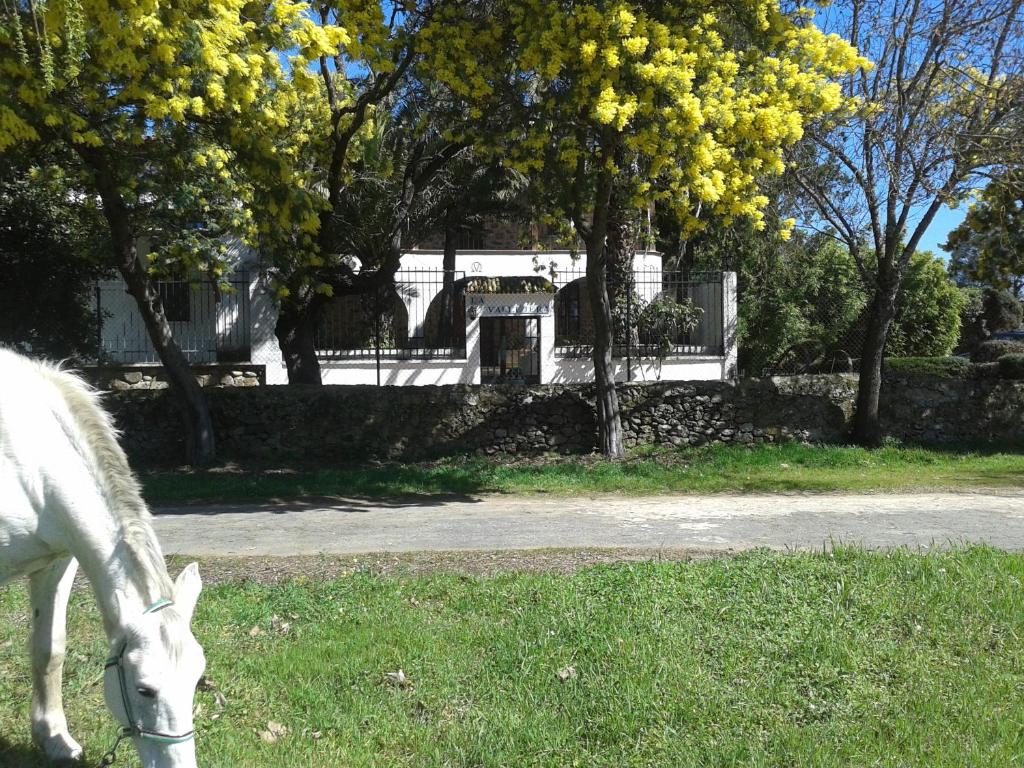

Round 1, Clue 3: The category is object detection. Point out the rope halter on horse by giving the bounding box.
[97,599,194,765]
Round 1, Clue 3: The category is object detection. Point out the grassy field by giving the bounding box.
[141,443,1024,504]
[1,548,1023,766]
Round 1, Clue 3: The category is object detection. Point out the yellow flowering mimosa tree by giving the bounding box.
[422,0,866,456]
[251,2,484,385]
[0,0,333,464]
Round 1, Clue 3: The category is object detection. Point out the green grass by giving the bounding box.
[2,548,1023,766]
[141,443,1024,504]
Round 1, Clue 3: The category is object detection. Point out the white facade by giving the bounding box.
[400,248,665,278]
[99,248,737,386]
[251,249,737,386]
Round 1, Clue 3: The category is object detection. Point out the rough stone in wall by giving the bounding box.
[878,372,1024,445]
[83,364,265,391]
[103,373,1022,467]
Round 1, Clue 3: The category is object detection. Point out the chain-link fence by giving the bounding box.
[749,289,870,377]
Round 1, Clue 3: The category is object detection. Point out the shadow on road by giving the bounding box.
[151,492,484,516]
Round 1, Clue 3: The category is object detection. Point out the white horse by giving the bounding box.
[0,349,205,768]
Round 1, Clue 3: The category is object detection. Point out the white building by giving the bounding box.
[96,248,737,386]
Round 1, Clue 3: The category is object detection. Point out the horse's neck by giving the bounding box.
[71,517,173,637]
[12,353,174,637]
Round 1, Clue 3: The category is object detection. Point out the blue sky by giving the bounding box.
[806,0,983,263]
[914,205,967,259]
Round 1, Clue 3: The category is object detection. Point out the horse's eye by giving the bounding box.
[136,686,157,699]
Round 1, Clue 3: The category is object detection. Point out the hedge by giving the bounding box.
[972,339,1024,362]
[884,356,974,378]
[998,354,1024,380]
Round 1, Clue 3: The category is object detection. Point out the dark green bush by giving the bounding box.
[886,253,967,358]
[972,361,1002,380]
[998,354,1024,379]
[956,287,986,354]
[972,339,1024,362]
[885,356,973,378]
[983,288,1023,333]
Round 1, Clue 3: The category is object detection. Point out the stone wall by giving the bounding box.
[84,364,265,391]
[879,373,1024,445]
[103,374,1022,466]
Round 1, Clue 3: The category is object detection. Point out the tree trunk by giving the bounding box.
[275,290,323,385]
[82,150,216,466]
[438,219,458,348]
[117,255,217,465]
[851,276,899,447]
[573,156,625,460]
[606,198,636,353]
[586,240,625,459]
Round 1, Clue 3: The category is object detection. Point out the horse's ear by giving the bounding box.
[174,562,202,624]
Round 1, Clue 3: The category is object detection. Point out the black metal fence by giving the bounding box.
[315,269,467,359]
[311,266,725,369]
[95,274,251,363]
[552,268,725,358]
[480,316,542,384]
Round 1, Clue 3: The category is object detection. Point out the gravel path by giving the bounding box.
[152,490,1024,557]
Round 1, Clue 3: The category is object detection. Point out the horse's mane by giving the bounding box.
[27,354,175,597]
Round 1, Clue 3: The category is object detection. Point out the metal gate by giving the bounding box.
[480,317,540,384]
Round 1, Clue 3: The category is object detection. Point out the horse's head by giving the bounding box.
[105,563,206,768]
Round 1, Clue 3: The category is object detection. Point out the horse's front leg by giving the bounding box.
[29,557,83,764]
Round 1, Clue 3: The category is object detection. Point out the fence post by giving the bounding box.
[722,271,738,379]
[625,282,632,382]
[374,309,382,387]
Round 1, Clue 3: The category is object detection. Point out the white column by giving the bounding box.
[538,295,555,384]
[249,274,288,385]
[722,270,738,380]
[464,295,482,385]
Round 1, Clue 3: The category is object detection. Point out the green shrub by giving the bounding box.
[886,252,967,358]
[972,339,1024,362]
[636,294,703,360]
[885,356,973,378]
[983,287,1023,333]
[997,354,1024,379]
[955,287,986,354]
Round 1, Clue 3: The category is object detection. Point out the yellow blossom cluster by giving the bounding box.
[0,0,870,293]
[420,0,869,232]
[0,0,356,284]
[0,0,344,151]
